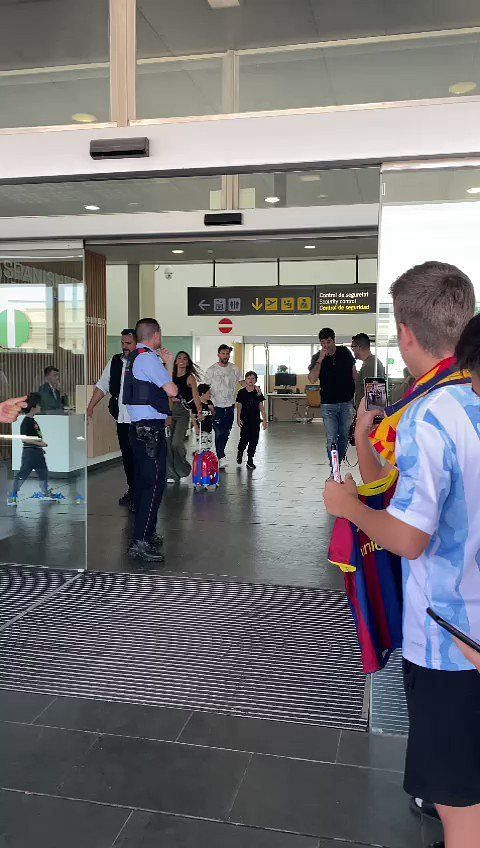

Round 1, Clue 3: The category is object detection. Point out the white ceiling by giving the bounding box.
[1,3,480,127]
[0,168,380,217]
[137,0,480,56]
[91,234,378,264]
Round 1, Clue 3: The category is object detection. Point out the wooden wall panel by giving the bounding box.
[85,250,107,384]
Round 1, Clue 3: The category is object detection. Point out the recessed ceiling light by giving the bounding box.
[317,193,328,199]
[265,196,280,204]
[128,202,139,207]
[172,249,184,255]
[207,249,214,254]
[207,0,240,7]
[300,174,321,182]
[72,112,97,123]
[448,81,477,95]
[304,244,316,250]
[84,204,100,211]
[467,186,480,194]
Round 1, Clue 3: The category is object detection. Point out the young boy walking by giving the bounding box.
[236,371,267,470]
[324,262,480,848]
[8,392,59,505]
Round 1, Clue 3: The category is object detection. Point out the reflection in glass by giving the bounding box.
[371,160,480,731]
[0,256,86,571]
[0,0,109,129]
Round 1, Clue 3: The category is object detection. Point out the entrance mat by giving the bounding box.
[0,569,368,730]
[0,564,77,629]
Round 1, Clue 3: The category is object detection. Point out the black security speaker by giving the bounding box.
[90,137,150,160]
[204,212,243,226]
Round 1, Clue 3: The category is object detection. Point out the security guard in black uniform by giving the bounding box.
[123,318,177,564]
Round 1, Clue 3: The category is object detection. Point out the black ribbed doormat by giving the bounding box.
[0,567,368,730]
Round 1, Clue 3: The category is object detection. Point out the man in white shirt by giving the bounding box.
[87,328,137,505]
[205,344,244,469]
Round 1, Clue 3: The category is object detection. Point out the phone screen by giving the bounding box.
[364,378,387,412]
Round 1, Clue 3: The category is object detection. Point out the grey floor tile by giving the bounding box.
[0,689,54,724]
[421,813,444,848]
[60,735,250,819]
[36,695,191,740]
[179,712,340,762]
[337,730,407,771]
[0,789,130,848]
[230,755,423,848]
[0,722,98,794]
[116,811,319,847]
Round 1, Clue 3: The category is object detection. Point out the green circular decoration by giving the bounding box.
[0,309,32,348]
[387,357,395,365]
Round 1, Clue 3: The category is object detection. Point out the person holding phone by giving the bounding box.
[324,263,480,848]
[308,327,357,473]
[351,333,385,408]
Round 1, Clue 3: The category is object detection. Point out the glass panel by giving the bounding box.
[0,175,224,217]
[0,251,87,572]
[0,0,109,129]
[137,57,224,120]
[239,32,480,113]
[239,168,380,209]
[371,159,480,732]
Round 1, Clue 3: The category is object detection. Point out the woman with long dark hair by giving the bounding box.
[167,351,202,483]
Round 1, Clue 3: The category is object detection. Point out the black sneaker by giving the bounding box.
[128,540,165,564]
[246,459,256,470]
[409,797,440,821]
[148,532,164,550]
[237,452,243,465]
[119,490,132,506]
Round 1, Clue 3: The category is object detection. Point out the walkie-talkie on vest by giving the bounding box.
[331,442,342,483]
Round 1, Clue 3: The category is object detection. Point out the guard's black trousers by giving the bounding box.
[129,421,167,542]
[237,418,260,460]
[116,422,134,490]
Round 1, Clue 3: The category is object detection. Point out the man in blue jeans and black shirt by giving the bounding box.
[308,327,356,474]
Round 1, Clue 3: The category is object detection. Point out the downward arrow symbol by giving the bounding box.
[252,298,263,311]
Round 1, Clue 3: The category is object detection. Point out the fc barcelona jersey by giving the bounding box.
[328,470,403,674]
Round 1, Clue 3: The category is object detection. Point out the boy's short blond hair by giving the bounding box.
[391,261,475,355]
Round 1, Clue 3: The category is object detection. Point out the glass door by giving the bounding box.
[371,159,480,733]
[0,244,87,572]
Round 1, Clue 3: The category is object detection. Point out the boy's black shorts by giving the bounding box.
[403,658,480,807]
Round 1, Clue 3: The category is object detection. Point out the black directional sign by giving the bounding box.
[317,284,377,314]
[188,286,316,316]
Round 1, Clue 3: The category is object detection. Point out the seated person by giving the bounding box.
[38,366,68,413]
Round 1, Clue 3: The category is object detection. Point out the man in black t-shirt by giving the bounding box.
[308,327,356,472]
[236,371,267,470]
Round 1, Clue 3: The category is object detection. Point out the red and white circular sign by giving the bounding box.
[218,318,233,334]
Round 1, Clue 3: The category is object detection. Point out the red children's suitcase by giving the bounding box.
[192,417,219,491]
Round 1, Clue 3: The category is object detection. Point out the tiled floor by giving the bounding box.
[1,423,344,587]
[0,425,444,846]
[0,690,443,848]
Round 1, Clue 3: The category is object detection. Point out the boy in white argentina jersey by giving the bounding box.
[324,262,480,848]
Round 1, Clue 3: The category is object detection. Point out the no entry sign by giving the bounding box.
[218,318,233,334]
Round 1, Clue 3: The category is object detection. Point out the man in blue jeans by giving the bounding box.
[205,345,246,469]
[308,327,356,474]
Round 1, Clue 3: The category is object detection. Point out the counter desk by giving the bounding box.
[11,413,86,476]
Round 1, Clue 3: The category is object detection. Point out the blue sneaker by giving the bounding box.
[47,490,63,501]
[32,491,57,502]
[7,495,17,507]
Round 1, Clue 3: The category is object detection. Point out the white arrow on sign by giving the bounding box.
[199,299,211,311]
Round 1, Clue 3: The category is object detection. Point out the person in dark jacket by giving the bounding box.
[86,329,137,506]
[38,366,68,413]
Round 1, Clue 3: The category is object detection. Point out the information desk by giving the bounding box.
[11,413,86,475]
[267,393,321,423]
